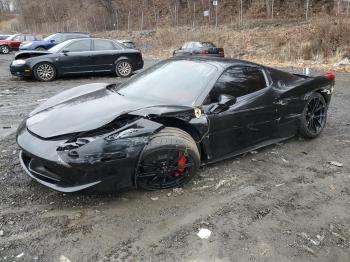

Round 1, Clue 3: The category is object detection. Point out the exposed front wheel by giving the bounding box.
[115,60,133,77]
[136,127,200,190]
[1,45,10,54]
[299,92,327,138]
[33,63,57,82]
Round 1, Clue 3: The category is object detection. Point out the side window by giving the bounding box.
[94,39,115,51]
[209,67,266,103]
[25,35,35,41]
[53,34,65,43]
[14,35,24,41]
[65,40,91,52]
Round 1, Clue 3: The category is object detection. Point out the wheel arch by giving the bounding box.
[32,60,57,73]
[150,116,208,161]
[114,56,132,65]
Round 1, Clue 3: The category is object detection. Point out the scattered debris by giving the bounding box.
[275,183,285,187]
[2,126,11,129]
[215,180,228,190]
[167,193,172,197]
[197,228,212,239]
[254,208,270,220]
[328,161,343,167]
[301,245,317,256]
[150,197,159,201]
[281,157,289,163]
[0,230,3,236]
[250,150,258,154]
[297,232,324,246]
[172,188,184,194]
[192,185,211,191]
[59,255,71,262]
[37,98,48,102]
[16,253,25,258]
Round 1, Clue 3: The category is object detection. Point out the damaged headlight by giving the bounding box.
[104,128,139,141]
[57,137,97,151]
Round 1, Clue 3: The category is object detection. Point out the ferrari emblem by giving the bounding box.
[194,108,202,118]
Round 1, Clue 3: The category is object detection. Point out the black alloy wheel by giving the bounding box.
[299,92,327,138]
[33,63,57,82]
[136,127,200,190]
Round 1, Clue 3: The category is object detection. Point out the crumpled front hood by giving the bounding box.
[26,83,154,138]
[26,83,193,139]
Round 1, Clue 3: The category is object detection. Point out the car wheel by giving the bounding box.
[1,45,10,54]
[299,92,327,138]
[136,127,200,190]
[35,47,46,51]
[33,63,57,82]
[115,60,133,77]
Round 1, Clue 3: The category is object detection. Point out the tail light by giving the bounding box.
[199,50,209,55]
[139,51,143,57]
[219,50,224,56]
[324,72,336,81]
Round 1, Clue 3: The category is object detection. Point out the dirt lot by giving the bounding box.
[0,53,349,262]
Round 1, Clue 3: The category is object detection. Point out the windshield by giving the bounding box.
[118,60,217,105]
[49,40,73,52]
[44,34,56,41]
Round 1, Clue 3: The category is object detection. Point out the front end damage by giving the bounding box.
[17,116,163,192]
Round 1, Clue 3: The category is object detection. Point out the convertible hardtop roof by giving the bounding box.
[170,56,265,69]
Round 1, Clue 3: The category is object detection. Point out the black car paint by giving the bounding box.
[10,38,143,78]
[16,57,334,192]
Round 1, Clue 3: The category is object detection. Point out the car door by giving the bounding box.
[91,39,119,72]
[10,35,24,50]
[56,39,94,74]
[203,66,277,159]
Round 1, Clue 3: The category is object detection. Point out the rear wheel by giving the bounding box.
[1,45,10,54]
[136,127,200,190]
[115,60,133,77]
[299,92,327,138]
[33,62,57,82]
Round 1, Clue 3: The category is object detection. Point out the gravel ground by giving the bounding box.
[0,53,349,262]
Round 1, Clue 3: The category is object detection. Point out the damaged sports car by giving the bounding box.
[17,57,335,192]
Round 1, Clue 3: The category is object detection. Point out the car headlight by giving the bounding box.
[104,128,139,141]
[12,59,26,66]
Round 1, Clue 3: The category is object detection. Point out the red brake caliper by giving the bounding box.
[174,153,187,177]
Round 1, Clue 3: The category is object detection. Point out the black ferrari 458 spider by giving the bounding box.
[17,57,335,192]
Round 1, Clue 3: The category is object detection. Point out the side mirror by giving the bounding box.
[210,94,236,113]
[218,94,236,107]
[50,39,55,43]
[62,50,69,55]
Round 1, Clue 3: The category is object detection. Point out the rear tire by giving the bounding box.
[115,60,133,77]
[136,127,200,190]
[1,45,10,54]
[299,92,327,138]
[33,62,57,82]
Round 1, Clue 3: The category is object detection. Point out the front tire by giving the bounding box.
[1,45,10,54]
[299,92,327,138]
[115,60,133,77]
[136,127,200,190]
[33,62,57,82]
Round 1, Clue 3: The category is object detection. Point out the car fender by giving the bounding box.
[114,56,131,64]
[27,58,58,74]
